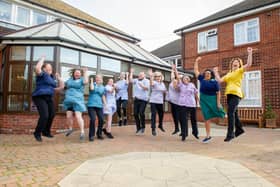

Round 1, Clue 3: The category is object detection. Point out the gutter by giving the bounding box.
[174,1,280,34]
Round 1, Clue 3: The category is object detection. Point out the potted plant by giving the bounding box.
[263,99,277,128]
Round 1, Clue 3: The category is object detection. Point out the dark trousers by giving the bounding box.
[170,102,179,131]
[88,107,104,137]
[32,95,55,137]
[116,98,128,119]
[134,98,147,130]
[226,94,243,138]
[150,103,164,130]
[178,106,198,139]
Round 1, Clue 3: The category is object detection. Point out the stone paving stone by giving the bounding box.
[58,152,276,187]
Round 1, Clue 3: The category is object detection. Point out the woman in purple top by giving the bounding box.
[173,65,199,141]
[166,68,180,135]
[148,70,167,136]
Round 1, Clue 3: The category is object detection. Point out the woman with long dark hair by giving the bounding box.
[32,56,64,142]
[214,47,253,142]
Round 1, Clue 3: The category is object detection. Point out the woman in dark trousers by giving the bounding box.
[214,47,253,142]
[32,56,64,142]
[173,65,199,141]
[87,74,106,141]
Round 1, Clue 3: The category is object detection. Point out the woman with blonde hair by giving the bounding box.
[148,69,167,136]
[214,47,253,142]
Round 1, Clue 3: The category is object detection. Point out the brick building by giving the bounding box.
[175,0,280,127]
[0,0,172,134]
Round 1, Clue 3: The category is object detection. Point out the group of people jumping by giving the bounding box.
[31,47,253,143]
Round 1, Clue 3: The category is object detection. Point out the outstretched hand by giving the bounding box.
[247,47,253,54]
[148,69,153,77]
[195,56,202,62]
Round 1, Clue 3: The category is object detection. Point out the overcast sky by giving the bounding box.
[63,0,243,51]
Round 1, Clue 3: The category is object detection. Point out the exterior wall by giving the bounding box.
[183,8,280,126]
[0,112,173,134]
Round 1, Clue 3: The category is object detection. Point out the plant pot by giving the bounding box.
[265,118,277,128]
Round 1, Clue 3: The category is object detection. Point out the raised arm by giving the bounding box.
[125,72,129,84]
[243,47,253,70]
[89,77,94,91]
[213,67,223,83]
[35,56,45,75]
[54,73,65,92]
[148,69,154,86]
[194,57,201,78]
[172,64,181,83]
[82,68,88,84]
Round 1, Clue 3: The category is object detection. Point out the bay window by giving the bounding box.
[32,11,47,25]
[234,18,260,45]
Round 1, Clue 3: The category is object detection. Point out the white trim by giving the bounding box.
[162,55,181,61]
[175,2,280,34]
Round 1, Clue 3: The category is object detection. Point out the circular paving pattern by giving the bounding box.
[58,152,276,187]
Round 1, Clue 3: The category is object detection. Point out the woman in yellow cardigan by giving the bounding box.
[214,47,253,142]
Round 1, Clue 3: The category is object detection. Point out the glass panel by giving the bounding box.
[0,0,12,22]
[247,26,258,42]
[16,6,30,26]
[164,71,171,81]
[101,56,121,72]
[60,23,84,44]
[235,23,246,45]
[7,95,29,111]
[207,35,217,51]
[121,62,129,72]
[198,32,207,52]
[60,47,79,65]
[247,19,258,27]
[8,64,29,92]
[84,71,96,95]
[33,46,54,61]
[11,46,31,61]
[32,11,47,25]
[60,66,72,81]
[130,64,148,75]
[81,52,97,68]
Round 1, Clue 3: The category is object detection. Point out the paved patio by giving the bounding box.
[0,123,279,186]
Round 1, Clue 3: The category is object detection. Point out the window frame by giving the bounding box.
[0,0,12,22]
[197,28,218,53]
[239,70,262,107]
[15,5,31,26]
[234,17,260,46]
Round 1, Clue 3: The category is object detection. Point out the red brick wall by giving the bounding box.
[183,8,280,126]
[0,112,173,134]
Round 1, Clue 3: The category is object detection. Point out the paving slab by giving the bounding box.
[58,152,276,187]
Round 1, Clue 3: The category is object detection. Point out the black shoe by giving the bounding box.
[42,133,54,138]
[172,130,179,135]
[224,136,234,142]
[181,136,186,141]
[106,133,114,139]
[97,135,104,140]
[235,129,245,138]
[33,133,42,142]
[118,120,122,126]
[65,129,74,137]
[152,129,157,136]
[179,133,182,136]
[123,119,127,126]
[89,136,94,142]
[102,128,109,135]
[192,133,199,140]
[158,126,165,132]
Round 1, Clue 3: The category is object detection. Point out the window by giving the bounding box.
[234,18,260,45]
[81,52,97,68]
[61,66,73,81]
[239,71,262,107]
[33,46,54,61]
[10,46,31,61]
[32,11,47,25]
[60,47,79,65]
[0,0,12,22]
[101,56,121,72]
[198,29,218,53]
[16,6,30,26]
[8,64,29,92]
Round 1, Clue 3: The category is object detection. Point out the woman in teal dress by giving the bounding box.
[64,68,88,140]
[194,57,225,143]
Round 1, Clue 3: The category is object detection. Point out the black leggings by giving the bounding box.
[226,94,243,138]
[32,95,55,136]
[170,102,179,131]
[116,98,128,119]
[178,106,198,139]
[150,103,164,130]
[88,107,104,137]
[133,99,147,130]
